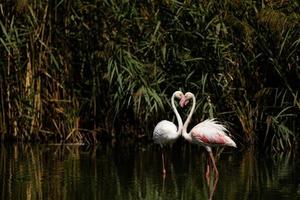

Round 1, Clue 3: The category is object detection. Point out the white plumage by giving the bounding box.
[153,120,179,147]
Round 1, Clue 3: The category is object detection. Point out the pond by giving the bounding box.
[1,142,300,200]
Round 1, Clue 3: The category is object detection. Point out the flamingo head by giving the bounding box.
[174,91,186,108]
[179,92,193,107]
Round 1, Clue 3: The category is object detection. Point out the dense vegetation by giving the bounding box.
[0,0,299,150]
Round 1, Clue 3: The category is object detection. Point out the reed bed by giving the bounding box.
[0,0,299,150]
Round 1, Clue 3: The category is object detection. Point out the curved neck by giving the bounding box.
[171,94,182,134]
[182,94,196,142]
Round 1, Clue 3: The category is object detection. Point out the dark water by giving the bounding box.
[1,143,300,200]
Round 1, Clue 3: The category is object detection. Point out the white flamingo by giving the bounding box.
[180,92,236,177]
[153,91,185,175]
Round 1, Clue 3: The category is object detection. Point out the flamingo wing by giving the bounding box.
[153,120,178,147]
[191,119,236,147]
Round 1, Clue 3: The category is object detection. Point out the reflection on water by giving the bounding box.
[1,143,300,200]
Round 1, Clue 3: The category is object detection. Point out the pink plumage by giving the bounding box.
[191,119,236,147]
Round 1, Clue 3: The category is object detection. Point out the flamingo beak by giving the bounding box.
[184,99,189,106]
[179,97,187,108]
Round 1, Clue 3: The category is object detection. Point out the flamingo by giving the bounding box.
[180,92,236,177]
[153,91,185,175]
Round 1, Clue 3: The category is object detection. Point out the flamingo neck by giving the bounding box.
[182,94,196,142]
[171,93,183,135]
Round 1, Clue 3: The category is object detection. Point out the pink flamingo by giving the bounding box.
[180,92,236,177]
[153,91,185,175]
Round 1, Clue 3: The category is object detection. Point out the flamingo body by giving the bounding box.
[190,119,236,148]
[153,120,179,147]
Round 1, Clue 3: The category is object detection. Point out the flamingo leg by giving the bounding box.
[205,153,211,183]
[162,151,166,175]
[208,173,219,200]
[208,151,219,177]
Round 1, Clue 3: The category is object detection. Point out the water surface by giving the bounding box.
[1,143,300,200]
